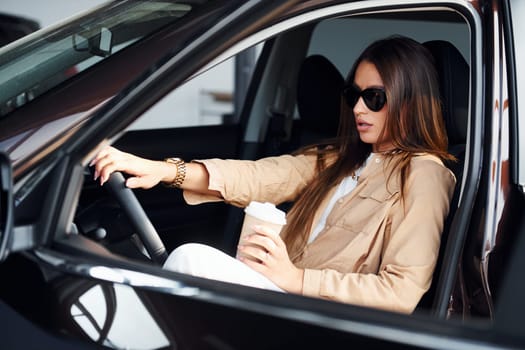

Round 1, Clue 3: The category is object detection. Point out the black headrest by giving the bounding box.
[296,55,344,136]
[423,40,469,146]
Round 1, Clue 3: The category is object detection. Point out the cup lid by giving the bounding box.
[244,201,287,225]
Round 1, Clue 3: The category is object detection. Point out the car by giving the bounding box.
[0,0,524,348]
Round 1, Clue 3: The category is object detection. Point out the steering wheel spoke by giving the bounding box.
[103,172,168,265]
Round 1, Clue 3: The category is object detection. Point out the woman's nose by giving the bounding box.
[353,96,366,115]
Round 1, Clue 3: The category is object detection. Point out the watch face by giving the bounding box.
[166,158,184,164]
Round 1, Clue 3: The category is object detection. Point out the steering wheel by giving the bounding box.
[103,172,168,265]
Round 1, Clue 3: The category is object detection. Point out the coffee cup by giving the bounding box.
[236,201,287,260]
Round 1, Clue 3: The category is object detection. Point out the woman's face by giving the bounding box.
[352,61,393,152]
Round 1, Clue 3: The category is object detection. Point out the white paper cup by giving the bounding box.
[236,201,287,260]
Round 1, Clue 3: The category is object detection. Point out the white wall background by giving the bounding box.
[1,0,108,28]
[308,18,470,79]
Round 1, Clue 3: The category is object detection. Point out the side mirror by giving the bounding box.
[0,152,13,262]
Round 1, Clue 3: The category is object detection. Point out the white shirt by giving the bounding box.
[308,154,373,243]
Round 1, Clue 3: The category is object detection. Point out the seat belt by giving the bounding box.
[265,84,291,156]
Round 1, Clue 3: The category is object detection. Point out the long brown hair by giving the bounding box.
[281,36,453,249]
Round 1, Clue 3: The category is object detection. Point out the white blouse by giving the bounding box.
[308,154,373,243]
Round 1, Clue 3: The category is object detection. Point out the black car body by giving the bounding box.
[0,13,40,47]
[1,0,525,348]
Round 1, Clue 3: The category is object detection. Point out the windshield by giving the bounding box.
[0,1,192,118]
[0,0,250,174]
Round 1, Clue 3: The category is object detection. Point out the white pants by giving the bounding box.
[163,243,284,292]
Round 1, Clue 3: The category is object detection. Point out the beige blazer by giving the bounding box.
[183,152,456,313]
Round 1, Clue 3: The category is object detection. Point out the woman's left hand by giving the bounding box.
[238,225,304,294]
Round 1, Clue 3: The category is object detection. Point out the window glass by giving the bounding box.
[128,45,261,130]
[128,56,235,129]
[0,1,193,117]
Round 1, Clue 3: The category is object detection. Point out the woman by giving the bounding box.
[92,36,456,314]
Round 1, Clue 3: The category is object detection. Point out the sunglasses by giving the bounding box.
[342,85,387,112]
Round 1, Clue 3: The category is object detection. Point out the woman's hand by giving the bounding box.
[90,146,172,189]
[238,225,304,294]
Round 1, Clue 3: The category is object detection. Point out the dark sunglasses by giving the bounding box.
[342,85,387,112]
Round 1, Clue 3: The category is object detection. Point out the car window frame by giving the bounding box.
[505,0,525,188]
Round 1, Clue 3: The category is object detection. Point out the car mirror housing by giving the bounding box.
[73,26,113,57]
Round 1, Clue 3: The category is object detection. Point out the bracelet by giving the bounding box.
[163,157,186,188]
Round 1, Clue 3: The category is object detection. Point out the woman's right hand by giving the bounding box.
[90,146,173,189]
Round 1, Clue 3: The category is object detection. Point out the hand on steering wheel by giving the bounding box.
[91,146,167,189]
[90,147,168,265]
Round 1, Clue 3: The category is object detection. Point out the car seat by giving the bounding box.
[292,54,344,148]
[223,55,344,254]
[416,40,469,312]
[262,54,344,156]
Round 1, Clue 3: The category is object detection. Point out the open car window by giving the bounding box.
[111,3,472,315]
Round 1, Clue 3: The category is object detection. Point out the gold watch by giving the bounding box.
[163,157,186,188]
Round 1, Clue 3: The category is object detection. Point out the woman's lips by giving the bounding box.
[356,119,373,132]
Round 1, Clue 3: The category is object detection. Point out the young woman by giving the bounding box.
[92,36,456,314]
